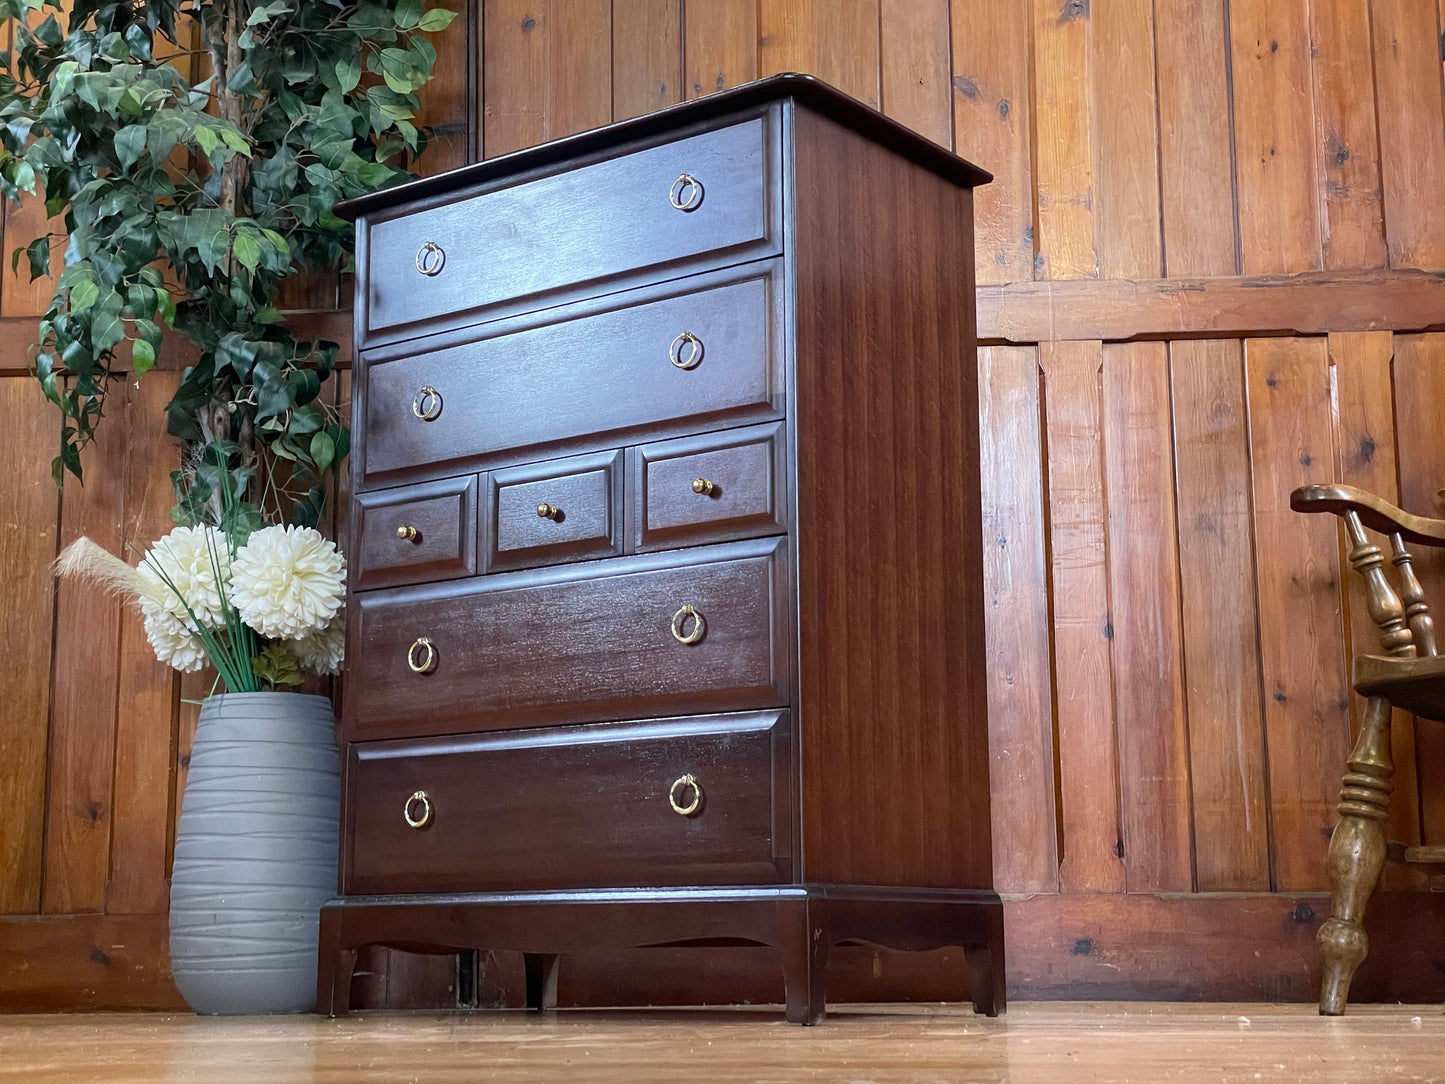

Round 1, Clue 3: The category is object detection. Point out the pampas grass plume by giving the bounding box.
[53,536,151,607]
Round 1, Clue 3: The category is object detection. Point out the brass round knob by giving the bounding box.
[404,790,433,829]
[691,478,717,496]
[537,503,561,520]
[668,774,703,816]
[669,173,703,212]
[396,525,419,542]
[669,331,703,370]
[407,636,437,674]
[412,385,443,421]
[670,604,706,645]
[415,240,446,276]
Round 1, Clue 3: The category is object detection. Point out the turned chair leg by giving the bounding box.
[1318,694,1395,1015]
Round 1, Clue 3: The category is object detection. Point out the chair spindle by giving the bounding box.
[1343,512,1415,657]
[1390,532,1436,657]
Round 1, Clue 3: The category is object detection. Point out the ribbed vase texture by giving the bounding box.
[169,693,340,1015]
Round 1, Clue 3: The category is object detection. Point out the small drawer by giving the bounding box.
[353,476,478,591]
[488,450,623,572]
[363,115,778,341]
[345,710,792,894]
[347,536,789,737]
[636,422,785,551]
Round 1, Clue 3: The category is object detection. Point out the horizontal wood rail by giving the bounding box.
[4,269,1445,378]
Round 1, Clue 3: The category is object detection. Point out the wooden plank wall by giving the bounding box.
[5,0,1445,1009]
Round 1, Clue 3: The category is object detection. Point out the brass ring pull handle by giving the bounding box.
[396,525,419,542]
[412,385,443,421]
[407,636,438,674]
[669,173,703,211]
[668,774,703,816]
[669,331,704,370]
[404,790,433,829]
[670,604,706,645]
[691,478,717,496]
[415,240,446,276]
[537,503,562,520]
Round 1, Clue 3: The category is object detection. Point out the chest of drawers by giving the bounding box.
[319,74,1003,1025]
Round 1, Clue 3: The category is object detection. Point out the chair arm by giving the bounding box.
[1290,483,1445,547]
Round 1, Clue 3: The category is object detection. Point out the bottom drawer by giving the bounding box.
[345,711,792,894]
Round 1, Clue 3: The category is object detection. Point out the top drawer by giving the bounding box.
[363,116,779,342]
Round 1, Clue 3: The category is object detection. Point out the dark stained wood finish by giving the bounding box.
[357,266,783,488]
[346,711,792,894]
[788,105,990,890]
[346,537,790,738]
[353,476,479,591]
[363,114,778,341]
[633,422,785,552]
[317,886,1005,1024]
[488,450,623,572]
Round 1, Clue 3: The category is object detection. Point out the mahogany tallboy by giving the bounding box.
[322,74,1001,1025]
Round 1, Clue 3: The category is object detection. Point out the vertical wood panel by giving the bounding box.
[681,0,757,99]
[1155,0,1236,276]
[1102,341,1191,891]
[1170,339,1271,891]
[1245,336,1350,890]
[757,0,881,108]
[0,197,57,317]
[1371,0,1445,270]
[1328,331,1426,888]
[1091,0,1162,279]
[482,0,612,158]
[979,345,1059,895]
[43,381,129,913]
[1229,0,1321,274]
[415,0,475,172]
[106,374,180,915]
[1308,0,1386,271]
[877,0,951,148]
[1032,0,1096,279]
[950,0,1034,285]
[0,378,59,914]
[611,0,683,121]
[1390,333,1445,843]
[1039,339,1124,893]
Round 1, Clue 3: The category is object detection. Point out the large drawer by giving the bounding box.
[363,116,779,342]
[358,268,782,488]
[344,711,792,894]
[346,536,790,737]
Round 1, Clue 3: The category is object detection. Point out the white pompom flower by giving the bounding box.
[143,611,208,673]
[137,525,232,630]
[229,525,346,640]
[289,610,346,676]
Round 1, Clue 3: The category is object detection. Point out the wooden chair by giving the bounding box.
[1290,483,1445,1014]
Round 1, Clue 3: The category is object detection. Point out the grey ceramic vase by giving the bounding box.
[169,692,340,1015]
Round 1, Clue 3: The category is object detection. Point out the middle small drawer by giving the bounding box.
[488,449,624,572]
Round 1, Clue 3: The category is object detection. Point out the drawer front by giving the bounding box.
[489,450,623,571]
[345,711,792,893]
[359,270,781,488]
[364,116,777,341]
[636,422,785,552]
[353,476,478,591]
[347,536,789,737]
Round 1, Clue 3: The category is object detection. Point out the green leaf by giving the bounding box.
[394,0,423,29]
[133,337,156,374]
[69,277,99,314]
[114,124,147,170]
[417,7,458,32]
[334,55,361,93]
[233,232,261,272]
[24,236,50,281]
[309,429,335,472]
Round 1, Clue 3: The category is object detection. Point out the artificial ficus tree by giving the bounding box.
[0,0,455,531]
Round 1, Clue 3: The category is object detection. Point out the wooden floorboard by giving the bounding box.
[0,1004,1441,1082]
